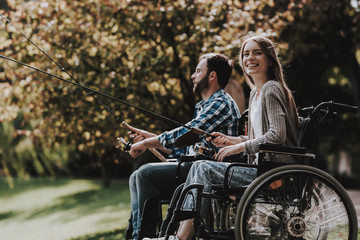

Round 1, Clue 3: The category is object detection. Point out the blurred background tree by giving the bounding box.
[0,0,359,187]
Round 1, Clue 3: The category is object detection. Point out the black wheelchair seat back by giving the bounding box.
[297,116,313,149]
[256,115,316,176]
[256,102,339,175]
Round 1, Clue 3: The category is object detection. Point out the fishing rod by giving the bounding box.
[0,13,120,122]
[0,14,211,151]
[0,54,204,133]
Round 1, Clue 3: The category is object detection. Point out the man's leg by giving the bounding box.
[135,161,192,238]
[129,170,140,239]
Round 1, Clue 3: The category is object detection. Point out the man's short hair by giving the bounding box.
[199,53,233,88]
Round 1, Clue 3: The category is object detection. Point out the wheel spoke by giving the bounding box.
[238,167,356,240]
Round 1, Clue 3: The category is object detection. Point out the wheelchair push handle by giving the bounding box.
[313,101,358,115]
[330,101,358,114]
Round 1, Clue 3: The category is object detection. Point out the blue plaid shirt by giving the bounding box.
[158,89,241,157]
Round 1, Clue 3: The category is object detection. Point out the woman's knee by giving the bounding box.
[190,160,209,171]
[197,161,228,184]
[196,161,215,173]
[187,161,213,182]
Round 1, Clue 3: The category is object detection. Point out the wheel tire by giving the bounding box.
[220,201,237,231]
[235,165,358,240]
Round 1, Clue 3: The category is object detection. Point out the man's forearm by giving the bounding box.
[143,136,171,154]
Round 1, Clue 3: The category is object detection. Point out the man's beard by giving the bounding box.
[193,73,209,95]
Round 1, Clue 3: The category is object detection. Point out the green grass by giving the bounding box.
[1,178,359,239]
[0,177,130,240]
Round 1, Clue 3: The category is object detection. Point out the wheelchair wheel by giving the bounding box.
[220,201,237,231]
[235,165,358,240]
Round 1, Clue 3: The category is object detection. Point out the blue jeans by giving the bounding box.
[182,160,257,216]
[129,161,192,239]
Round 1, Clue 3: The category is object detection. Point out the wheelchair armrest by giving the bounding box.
[259,143,314,158]
[179,153,247,163]
[223,162,258,190]
[167,159,178,162]
[179,155,213,162]
[223,152,248,163]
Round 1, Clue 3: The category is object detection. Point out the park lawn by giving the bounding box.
[0,177,130,240]
[1,177,359,239]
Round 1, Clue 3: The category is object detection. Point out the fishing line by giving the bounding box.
[0,13,212,148]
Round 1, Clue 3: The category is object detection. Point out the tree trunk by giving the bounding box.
[0,0,9,10]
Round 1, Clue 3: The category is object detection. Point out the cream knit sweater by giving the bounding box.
[245,80,298,163]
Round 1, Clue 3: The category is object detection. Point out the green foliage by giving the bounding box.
[278,0,360,171]
[0,117,74,188]
[0,0,359,180]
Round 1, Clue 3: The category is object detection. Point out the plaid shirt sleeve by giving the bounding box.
[158,91,237,156]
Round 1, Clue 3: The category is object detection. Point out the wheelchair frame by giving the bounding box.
[156,101,359,240]
[126,111,249,239]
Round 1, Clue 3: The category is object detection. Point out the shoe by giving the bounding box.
[142,235,179,240]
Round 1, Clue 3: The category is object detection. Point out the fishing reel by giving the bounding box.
[194,142,248,162]
[116,136,133,152]
[193,142,217,159]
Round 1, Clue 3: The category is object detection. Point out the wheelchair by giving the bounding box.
[125,111,250,240]
[157,101,359,240]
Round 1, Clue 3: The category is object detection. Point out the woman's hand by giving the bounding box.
[215,144,244,162]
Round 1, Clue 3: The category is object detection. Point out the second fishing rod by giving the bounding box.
[0,54,211,142]
[0,13,212,148]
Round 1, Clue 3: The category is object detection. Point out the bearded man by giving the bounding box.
[124,53,241,240]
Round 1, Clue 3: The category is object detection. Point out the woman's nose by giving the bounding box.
[248,53,255,59]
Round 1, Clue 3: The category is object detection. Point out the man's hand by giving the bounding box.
[129,141,147,158]
[206,132,247,147]
[206,132,231,147]
[122,122,157,142]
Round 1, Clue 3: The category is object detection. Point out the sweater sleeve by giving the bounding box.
[245,83,287,154]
